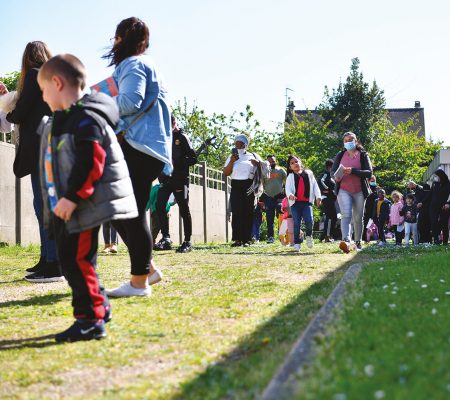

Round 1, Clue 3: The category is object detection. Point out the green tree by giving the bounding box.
[369,115,442,192]
[319,57,385,147]
[0,71,20,91]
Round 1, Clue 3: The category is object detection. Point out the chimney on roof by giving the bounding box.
[415,101,421,108]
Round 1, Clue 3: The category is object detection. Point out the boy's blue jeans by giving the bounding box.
[31,172,57,262]
[291,201,313,244]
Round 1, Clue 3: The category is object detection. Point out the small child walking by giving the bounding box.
[389,190,404,246]
[37,54,137,342]
[285,155,322,252]
[279,196,294,246]
[373,189,391,245]
[401,193,419,245]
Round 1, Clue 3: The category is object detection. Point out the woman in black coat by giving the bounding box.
[2,41,61,280]
[429,169,450,245]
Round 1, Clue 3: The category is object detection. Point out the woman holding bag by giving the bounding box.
[104,17,172,297]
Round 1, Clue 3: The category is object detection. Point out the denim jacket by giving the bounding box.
[112,55,173,175]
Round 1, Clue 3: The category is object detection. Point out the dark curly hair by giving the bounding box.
[103,17,150,66]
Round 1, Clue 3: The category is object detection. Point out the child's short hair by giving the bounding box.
[391,190,403,199]
[405,193,415,201]
[39,54,86,90]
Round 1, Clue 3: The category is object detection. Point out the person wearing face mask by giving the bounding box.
[261,155,287,243]
[223,134,264,247]
[429,169,450,245]
[363,175,379,242]
[331,132,373,252]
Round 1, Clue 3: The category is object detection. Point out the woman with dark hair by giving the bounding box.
[331,131,373,253]
[285,155,321,252]
[104,17,172,297]
[0,41,62,282]
[429,169,450,245]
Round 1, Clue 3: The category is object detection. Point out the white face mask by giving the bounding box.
[434,176,440,182]
[237,148,246,155]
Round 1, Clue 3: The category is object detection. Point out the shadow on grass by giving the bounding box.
[0,279,27,285]
[0,334,57,350]
[173,251,371,400]
[0,293,69,308]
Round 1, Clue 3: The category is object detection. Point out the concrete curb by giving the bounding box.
[261,263,363,400]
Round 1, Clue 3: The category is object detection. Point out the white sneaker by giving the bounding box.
[306,236,313,249]
[106,281,151,297]
[293,244,300,252]
[148,268,163,285]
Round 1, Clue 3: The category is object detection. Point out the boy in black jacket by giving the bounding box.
[373,189,391,245]
[37,54,137,342]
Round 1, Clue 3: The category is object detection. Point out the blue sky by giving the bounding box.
[1,0,449,144]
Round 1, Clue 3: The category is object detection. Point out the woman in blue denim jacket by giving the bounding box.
[104,17,172,297]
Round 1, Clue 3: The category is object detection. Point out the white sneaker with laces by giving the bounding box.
[148,268,163,285]
[106,281,151,297]
[306,236,313,249]
[293,244,300,252]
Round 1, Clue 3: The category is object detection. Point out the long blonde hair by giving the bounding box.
[18,41,52,93]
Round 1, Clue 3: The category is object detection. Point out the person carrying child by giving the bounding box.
[285,155,321,252]
[401,193,419,245]
[389,190,404,246]
[37,54,138,342]
[373,188,391,245]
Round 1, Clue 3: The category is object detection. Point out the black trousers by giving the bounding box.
[230,179,254,243]
[156,179,192,242]
[430,206,449,244]
[391,225,404,245]
[418,208,432,243]
[112,140,164,275]
[320,196,337,240]
[375,218,388,242]
[54,219,107,320]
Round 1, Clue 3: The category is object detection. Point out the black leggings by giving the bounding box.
[112,140,164,275]
[156,180,192,242]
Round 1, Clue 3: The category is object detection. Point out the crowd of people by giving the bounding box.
[0,17,449,343]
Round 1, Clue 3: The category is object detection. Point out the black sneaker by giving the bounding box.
[104,304,112,323]
[26,256,45,273]
[176,241,192,253]
[267,237,274,244]
[55,319,106,342]
[154,237,173,251]
[356,241,362,251]
[25,262,64,283]
[231,241,242,247]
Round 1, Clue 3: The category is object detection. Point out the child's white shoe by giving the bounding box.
[293,243,300,252]
[306,236,313,249]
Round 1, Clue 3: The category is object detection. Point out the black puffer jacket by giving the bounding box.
[7,68,51,177]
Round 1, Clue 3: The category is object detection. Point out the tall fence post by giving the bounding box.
[224,174,229,242]
[15,137,21,245]
[201,161,207,243]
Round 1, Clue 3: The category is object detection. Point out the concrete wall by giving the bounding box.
[0,142,231,246]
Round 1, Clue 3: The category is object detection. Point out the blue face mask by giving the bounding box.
[344,141,356,151]
[370,182,377,187]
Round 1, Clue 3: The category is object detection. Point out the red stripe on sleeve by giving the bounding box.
[76,142,106,199]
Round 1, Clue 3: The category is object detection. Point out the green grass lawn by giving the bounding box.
[0,242,446,399]
[294,246,450,400]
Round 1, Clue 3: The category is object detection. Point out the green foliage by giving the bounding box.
[319,58,386,148]
[0,71,20,91]
[368,116,442,193]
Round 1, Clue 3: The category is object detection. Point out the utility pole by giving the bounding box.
[285,87,294,109]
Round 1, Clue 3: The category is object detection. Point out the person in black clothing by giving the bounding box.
[428,169,450,245]
[318,159,337,242]
[405,180,431,243]
[0,41,62,282]
[373,188,391,244]
[363,175,379,242]
[155,116,197,253]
